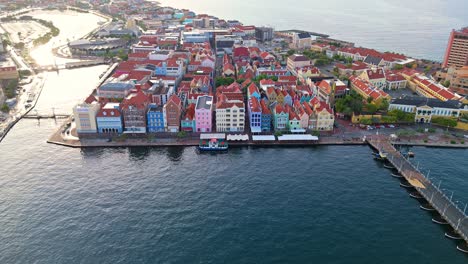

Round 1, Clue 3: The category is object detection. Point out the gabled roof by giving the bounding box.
[363,55,383,65]
[288,54,309,62]
[121,91,151,110]
[233,46,250,58]
[260,99,271,114]
[184,103,196,120]
[167,94,182,106]
[365,68,385,80]
[249,97,261,112]
[84,95,97,104]
[248,82,259,96]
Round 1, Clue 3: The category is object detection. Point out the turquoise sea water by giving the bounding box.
[157,0,468,61]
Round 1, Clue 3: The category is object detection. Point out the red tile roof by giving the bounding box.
[84,95,97,104]
[121,91,151,110]
[260,99,271,114]
[184,103,196,120]
[249,97,261,112]
[364,68,385,80]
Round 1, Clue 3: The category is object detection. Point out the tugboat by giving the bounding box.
[198,138,228,151]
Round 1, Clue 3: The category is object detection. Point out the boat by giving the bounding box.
[407,151,415,157]
[198,138,228,151]
[378,151,388,160]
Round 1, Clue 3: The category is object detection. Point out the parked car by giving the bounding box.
[387,124,395,128]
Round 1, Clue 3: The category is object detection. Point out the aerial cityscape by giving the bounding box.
[0,0,467,263]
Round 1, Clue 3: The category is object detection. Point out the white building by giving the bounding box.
[389,97,464,123]
[73,102,101,134]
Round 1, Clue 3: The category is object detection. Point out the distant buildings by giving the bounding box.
[68,38,127,56]
[287,54,311,74]
[349,76,391,101]
[291,32,312,50]
[0,59,19,80]
[255,27,273,42]
[442,27,468,69]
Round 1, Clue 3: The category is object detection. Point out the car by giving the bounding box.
[387,124,395,128]
[464,135,468,139]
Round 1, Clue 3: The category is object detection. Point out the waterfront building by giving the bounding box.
[163,94,182,132]
[73,101,101,134]
[147,81,171,106]
[96,103,123,134]
[302,102,317,130]
[287,54,311,75]
[359,68,387,90]
[276,89,285,105]
[255,27,273,43]
[260,99,272,132]
[248,97,262,133]
[195,95,213,132]
[121,91,151,133]
[287,106,302,132]
[272,104,289,131]
[310,97,334,131]
[147,104,165,132]
[349,76,391,101]
[181,103,196,132]
[442,27,468,68]
[215,94,245,132]
[294,101,309,129]
[283,90,293,106]
[389,97,465,123]
[295,85,314,103]
[434,66,468,95]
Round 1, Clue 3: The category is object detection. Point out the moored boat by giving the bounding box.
[198,138,228,151]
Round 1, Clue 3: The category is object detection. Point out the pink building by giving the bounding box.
[195,95,213,132]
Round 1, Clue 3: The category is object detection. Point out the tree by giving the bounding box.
[442,80,450,88]
[393,64,404,70]
[379,98,389,111]
[366,103,378,114]
[424,65,432,74]
[366,97,373,104]
[287,49,296,56]
[1,104,9,113]
[215,77,235,87]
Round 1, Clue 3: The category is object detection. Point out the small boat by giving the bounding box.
[198,138,228,151]
[391,173,403,178]
[407,151,415,157]
[384,164,395,169]
[378,151,388,160]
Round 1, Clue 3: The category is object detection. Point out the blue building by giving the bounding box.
[248,97,262,133]
[260,99,272,132]
[96,103,123,134]
[147,104,165,132]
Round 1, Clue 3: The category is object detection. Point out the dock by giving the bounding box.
[367,135,468,252]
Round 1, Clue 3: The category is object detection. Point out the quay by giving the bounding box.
[367,135,468,252]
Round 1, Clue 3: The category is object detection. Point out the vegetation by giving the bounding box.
[286,49,296,56]
[335,90,364,116]
[177,131,187,138]
[1,103,10,113]
[396,129,416,137]
[387,109,415,123]
[311,130,320,137]
[393,64,404,70]
[116,49,128,61]
[431,116,457,127]
[4,79,18,98]
[215,77,235,87]
[302,50,332,66]
[274,131,283,137]
[442,80,450,88]
[428,128,436,133]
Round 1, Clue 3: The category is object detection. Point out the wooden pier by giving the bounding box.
[367,136,468,252]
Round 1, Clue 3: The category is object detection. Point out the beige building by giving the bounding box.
[215,94,245,132]
[287,54,311,75]
[359,68,387,90]
[73,102,101,134]
[291,32,312,50]
[0,59,19,80]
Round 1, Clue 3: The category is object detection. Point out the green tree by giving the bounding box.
[442,80,450,88]
[1,103,10,113]
[393,64,404,70]
[287,49,296,56]
[366,103,378,114]
[215,77,235,87]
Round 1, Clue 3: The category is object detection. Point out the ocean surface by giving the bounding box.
[157,0,468,61]
[0,8,468,264]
